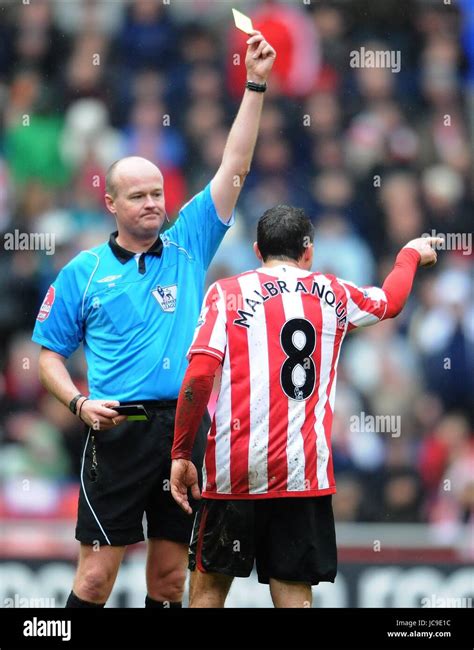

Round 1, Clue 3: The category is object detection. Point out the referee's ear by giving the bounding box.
[105,193,117,216]
[253,242,263,262]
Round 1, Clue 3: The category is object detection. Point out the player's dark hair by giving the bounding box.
[257,205,314,262]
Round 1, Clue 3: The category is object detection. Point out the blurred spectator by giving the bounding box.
[310,169,354,214]
[0,250,43,351]
[332,474,364,522]
[53,0,126,37]
[3,334,43,407]
[185,125,227,194]
[185,99,225,150]
[421,165,471,234]
[4,114,70,188]
[429,433,474,558]
[418,414,470,500]
[11,0,68,81]
[311,3,347,74]
[116,0,177,72]
[240,175,310,233]
[354,40,397,102]
[305,91,342,138]
[1,412,71,481]
[342,318,420,417]
[60,31,112,109]
[313,214,376,286]
[409,261,474,414]
[378,172,424,255]
[382,467,424,522]
[121,98,185,169]
[4,67,70,187]
[60,98,121,172]
[310,136,345,172]
[187,64,224,104]
[368,438,425,523]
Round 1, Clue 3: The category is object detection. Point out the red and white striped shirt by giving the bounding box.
[189,264,389,499]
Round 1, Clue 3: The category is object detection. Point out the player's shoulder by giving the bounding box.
[212,269,256,291]
[335,276,356,288]
[306,269,336,283]
[310,270,353,288]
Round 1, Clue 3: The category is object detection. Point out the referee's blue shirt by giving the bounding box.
[32,183,233,400]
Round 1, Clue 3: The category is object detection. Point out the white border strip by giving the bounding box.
[80,428,111,545]
[81,251,100,319]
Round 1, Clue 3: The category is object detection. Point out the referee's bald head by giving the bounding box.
[105,157,163,198]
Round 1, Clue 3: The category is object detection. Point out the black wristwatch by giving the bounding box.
[246,80,267,92]
[69,394,85,415]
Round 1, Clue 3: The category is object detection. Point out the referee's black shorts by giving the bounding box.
[75,402,209,547]
[189,495,337,585]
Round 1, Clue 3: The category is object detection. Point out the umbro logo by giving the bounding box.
[97,275,122,283]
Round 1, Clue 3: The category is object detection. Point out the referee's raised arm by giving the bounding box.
[210,31,276,221]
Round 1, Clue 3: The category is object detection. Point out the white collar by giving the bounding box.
[256,264,312,278]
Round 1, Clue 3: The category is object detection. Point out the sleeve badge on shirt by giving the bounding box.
[37,285,55,322]
[152,284,177,312]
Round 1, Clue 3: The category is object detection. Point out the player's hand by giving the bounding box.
[245,30,276,84]
[403,236,444,267]
[170,459,201,515]
[78,399,126,430]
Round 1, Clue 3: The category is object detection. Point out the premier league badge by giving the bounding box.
[152,284,177,312]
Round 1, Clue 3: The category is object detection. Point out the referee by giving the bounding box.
[32,31,276,609]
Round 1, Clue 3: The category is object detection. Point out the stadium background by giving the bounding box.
[0,0,472,607]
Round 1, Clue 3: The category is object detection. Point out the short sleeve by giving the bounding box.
[164,183,234,269]
[32,260,87,358]
[187,282,227,362]
[339,280,388,330]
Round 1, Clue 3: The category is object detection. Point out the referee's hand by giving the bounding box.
[79,399,126,430]
[170,459,201,515]
[245,30,276,84]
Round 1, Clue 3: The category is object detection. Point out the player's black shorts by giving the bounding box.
[76,401,209,547]
[189,495,337,585]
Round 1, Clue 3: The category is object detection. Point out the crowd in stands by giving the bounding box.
[0,1,472,550]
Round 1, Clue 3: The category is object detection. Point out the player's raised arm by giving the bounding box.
[210,30,276,220]
[381,236,443,317]
[343,236,444,331]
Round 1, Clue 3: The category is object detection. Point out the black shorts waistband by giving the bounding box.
[119,400,178,410]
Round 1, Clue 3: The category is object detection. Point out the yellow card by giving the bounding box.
[232,8,254,34]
